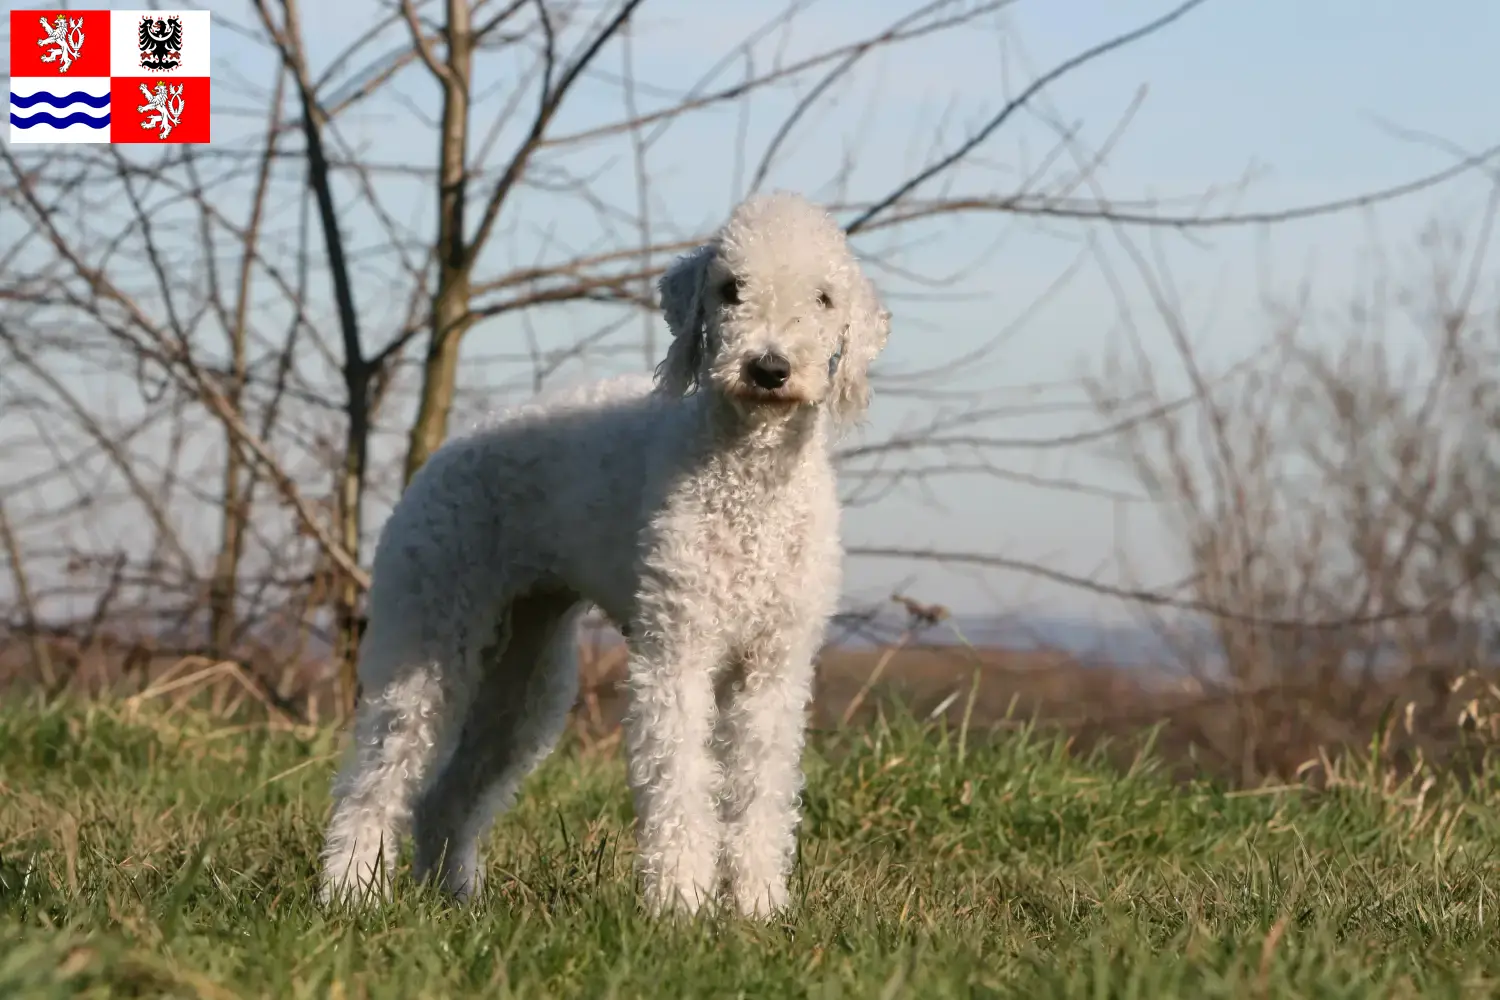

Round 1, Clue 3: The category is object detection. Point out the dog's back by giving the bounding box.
[362,374,667,672]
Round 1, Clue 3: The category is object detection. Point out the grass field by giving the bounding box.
[2,700,1499,999]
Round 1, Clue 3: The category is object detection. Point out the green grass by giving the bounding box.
[2,701,1500,999]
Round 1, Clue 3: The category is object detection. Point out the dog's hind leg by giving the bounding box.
[319,613,492,907]
[410,591,583,900]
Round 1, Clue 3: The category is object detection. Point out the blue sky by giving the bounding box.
[5,0,1498,622]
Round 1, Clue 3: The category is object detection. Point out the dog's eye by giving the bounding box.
[816,289,833,309]
[720,278,742,306]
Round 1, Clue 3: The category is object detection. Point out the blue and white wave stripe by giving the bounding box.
[10,89,110,131]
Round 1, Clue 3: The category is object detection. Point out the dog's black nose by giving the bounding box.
[746,353,791,389]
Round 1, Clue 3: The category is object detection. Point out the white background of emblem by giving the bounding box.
[109,10,212,77]
[9,77,112,145]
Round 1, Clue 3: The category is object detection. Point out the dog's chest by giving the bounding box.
[674,460,831,580]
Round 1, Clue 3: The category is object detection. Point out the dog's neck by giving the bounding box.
[699,391,828,480]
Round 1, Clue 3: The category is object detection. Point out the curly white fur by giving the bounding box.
[318,192,891,918]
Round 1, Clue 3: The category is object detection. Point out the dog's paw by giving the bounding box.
[731,880,789,920]
[641,875,717,918]
[317,866,392,909]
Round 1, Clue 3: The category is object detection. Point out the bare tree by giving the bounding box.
[206,72,288,662]
[1085,179,1500,781]
[2,0,1490,728]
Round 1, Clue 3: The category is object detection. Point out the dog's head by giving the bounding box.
[655,192,890,427]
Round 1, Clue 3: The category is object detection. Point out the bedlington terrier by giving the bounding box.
[318,192,890,918]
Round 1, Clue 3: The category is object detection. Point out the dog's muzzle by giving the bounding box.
[716,333,846,405]
[746,352,792,390]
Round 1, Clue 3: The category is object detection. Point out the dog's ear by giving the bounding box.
[830,267,891,426]
[654,244,715,396]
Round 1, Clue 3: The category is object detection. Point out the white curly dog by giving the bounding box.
[319,192,890,917]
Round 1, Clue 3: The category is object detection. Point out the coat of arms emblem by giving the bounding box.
[37,14,86,74]
[137,81,186,140]
[137,15,184,72]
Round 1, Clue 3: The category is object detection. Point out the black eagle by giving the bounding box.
[138,16,184,72]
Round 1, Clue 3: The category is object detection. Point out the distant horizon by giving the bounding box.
[7,601,1478,688]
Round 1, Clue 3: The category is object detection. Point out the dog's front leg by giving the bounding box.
[716,626,820,918]
[622,630,724,917]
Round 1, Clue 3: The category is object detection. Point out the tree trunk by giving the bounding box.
[403,0,474,485]
[405,274,471,483]
[0,497,54,691]
[208,444,245,660]
[335,390,369,714]
[274,0,372,718]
